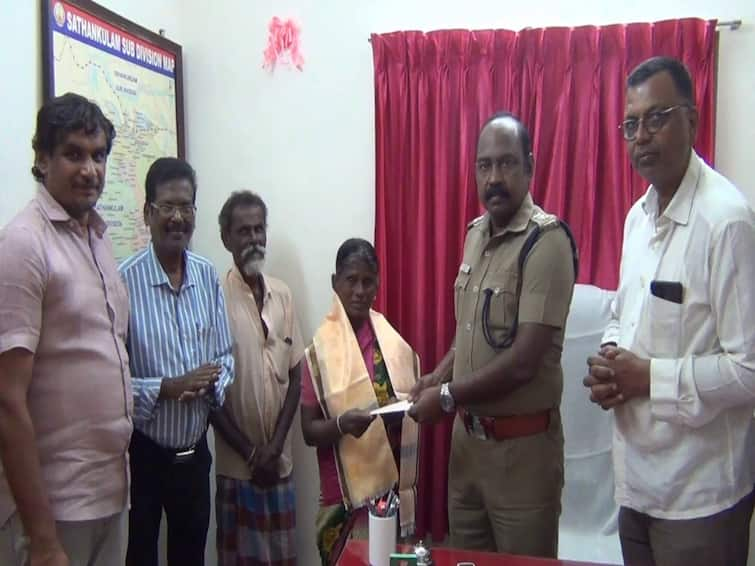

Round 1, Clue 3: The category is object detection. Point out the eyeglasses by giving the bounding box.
[150,203,197,219]
[619,105,688,141]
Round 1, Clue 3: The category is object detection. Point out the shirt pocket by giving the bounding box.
[265,331,291,385]
[454,271,472,320]
[642,294,682,356]
[193,322,216,356]
[481,271,519,333]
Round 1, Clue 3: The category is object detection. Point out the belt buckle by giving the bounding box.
[173,447,196,464]
[470,416,488,440]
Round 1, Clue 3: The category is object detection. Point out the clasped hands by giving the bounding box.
[584,345,651,410]
[247,442,282,488]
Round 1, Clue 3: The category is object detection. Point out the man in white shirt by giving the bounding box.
[584,56,755,566]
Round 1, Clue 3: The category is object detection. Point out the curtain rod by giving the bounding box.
[717,20,742,30]
[367,19,743,41]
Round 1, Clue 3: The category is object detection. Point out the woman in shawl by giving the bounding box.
[300,238,420,566]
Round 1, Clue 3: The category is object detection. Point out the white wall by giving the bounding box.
[3,1,755,565]
[0,3,39,228]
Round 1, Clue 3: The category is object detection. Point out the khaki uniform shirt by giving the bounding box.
[453,193,575,416]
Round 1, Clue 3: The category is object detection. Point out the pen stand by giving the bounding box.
[369,510,397,566]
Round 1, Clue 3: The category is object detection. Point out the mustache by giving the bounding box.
[241,244,266,262]
[75,182,100,190]
[166,220,189,231]
[484,184,509,201]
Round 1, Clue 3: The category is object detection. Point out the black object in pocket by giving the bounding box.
[650,280,683,304]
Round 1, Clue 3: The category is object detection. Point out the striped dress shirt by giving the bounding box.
[119,244,234,449]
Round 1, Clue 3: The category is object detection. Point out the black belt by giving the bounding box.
[133,429,207,464]
[170,441,201,464]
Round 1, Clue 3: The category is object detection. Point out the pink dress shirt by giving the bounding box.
[0,187,133,524]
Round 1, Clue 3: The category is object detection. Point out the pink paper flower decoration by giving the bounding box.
[263,17,304,72]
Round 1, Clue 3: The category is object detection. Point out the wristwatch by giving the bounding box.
[440,382,456,414]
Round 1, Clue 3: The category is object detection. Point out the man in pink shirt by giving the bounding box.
[0,93,133,566]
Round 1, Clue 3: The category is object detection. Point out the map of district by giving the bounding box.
[52,30,178,261]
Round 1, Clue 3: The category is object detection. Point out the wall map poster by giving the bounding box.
[42,0,185,260]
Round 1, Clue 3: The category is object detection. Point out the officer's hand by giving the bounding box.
[409,372,442,402]
[338,409,375,438]
[408,385,443,424]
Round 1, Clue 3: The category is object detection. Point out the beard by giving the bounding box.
[240,244,266,277]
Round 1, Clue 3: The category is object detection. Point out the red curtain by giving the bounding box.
[372,19,716,541]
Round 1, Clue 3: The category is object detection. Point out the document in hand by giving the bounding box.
[370,399,413,416]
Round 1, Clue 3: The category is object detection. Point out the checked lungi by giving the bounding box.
[216,475,297,566]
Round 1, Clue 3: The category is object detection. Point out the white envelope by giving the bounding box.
[370,399,413,416]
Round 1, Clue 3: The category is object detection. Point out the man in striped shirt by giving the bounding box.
[119,157,234,566]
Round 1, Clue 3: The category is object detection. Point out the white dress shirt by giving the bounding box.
[603,151,755,519]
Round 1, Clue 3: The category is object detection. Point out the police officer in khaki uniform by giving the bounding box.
[409,111,576,558]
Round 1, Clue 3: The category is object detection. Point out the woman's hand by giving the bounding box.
[338,409,376,438]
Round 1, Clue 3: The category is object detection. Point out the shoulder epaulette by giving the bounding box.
[466,215,485,231]
[530,209,560,231]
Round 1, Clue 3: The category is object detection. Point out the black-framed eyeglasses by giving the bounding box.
[150,203,197,218]
[619,104,688,141]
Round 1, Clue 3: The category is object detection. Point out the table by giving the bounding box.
[337,540,619,566]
